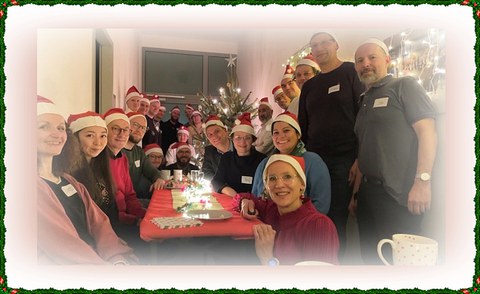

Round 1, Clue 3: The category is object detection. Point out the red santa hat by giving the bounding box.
[125,85,141,102]
[171,142,191,152]
[103,108,129,126]
[297,53,320,71]
[149,94,160,104]
[144,143,163,156]
[37,95,61,116]
[272,111,302,135]
[231,112,255,137]
[202,114,226,130]
[190,110,202,119]
[68,111,106,133]
[170,106,181,114]
[263,154,306,186]
[272,85,284,98]
[259,97,272,109]
[139,93,150,105]
[127,111,147,123]
[282,64,295,80]
[177,125,190,137]
[185,104,195,111]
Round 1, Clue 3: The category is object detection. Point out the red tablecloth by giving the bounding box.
[140,189,262,241]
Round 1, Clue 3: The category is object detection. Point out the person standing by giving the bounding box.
[254,97,274,155]
[161,105,183,154]
[124,85,142,114]
[280,65,301,116]
[295,53,320,90]
[142,94,162,147]
[137,93,150,115]
[298,32,365,259]
[352,38,437,264]
[272,85,290,111]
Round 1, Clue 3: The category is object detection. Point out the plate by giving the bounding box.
[186,209,233,220]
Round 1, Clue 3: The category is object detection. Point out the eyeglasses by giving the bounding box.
[148,155,164,160]
[110,126,130,135]
[131,122,147,132]
[233,135,253,142]
[266,174,299,186]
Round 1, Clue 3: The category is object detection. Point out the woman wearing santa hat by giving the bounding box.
[251,111,331,215]
[211,113,266,197]
[36,95,136,265]
[165,125,196,165]
[235,154,339,265]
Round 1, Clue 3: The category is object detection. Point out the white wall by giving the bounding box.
[37,29,96,116]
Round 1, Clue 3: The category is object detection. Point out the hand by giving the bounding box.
[150,178,166,191]
[407,180,431,215]
[348,192,358,217]
[348,159,358,186]
[253,224,276,265]
[240,199,258,220]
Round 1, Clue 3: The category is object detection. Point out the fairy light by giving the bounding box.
[236,88,241,94]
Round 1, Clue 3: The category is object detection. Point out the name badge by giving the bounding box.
[241,176,253,184]
[373,97,389,108]
[61,184,77,197]
[328,84,340,94]
[135,160,140,168]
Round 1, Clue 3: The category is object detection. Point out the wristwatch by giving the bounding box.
[415,172,431,182]
[268,257,280,267]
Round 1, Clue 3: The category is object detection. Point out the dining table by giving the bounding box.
[139,188,263,265]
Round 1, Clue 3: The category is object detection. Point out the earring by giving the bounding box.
[300,188,305,200]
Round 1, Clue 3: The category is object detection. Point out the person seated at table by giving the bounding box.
[202,114,233,181]
[165,125,196,165]
[251,112,331,214]
[36,96,137,265]
[144,143,165,169]
[235,154,339,265]
[211,113,266,197]
[164,142,200,176]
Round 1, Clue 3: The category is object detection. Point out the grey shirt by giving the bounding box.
[354,75,436,206]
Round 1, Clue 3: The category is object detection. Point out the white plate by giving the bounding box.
[186,209,233,220]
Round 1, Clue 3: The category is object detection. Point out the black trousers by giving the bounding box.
[357,177,423,265]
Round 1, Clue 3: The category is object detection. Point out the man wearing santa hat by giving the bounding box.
[124,85,142,114]
[281,65,301,116]
[165,125,196,165]
[137,93,150,115]
[295,54,320,89]
[254,97,274,155]
[272,85,290,111]
[183,104,195,127]
[142,94,162,148]
[161,106,183,154]
[163,142,200,176]
[202,114,233,181]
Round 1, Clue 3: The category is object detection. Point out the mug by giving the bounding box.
[377,234,438,266]
[173,169,183,182]
[160,170,171,180]
[190,170,199,182]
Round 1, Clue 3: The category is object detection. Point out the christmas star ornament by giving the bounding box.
[225,54,237,67]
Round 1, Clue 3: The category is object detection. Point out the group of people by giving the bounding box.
[36,32,437,266]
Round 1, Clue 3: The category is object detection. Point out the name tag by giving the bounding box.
[61,184,77,197]
[328,84,340,94]
[135,160,140,168]
[241,176,253,184]
[373,97,389,108]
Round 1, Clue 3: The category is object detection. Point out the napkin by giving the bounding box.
[151,217,203,230]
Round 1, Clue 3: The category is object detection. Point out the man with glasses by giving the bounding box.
[272,85,290,111]
[123,112,165,201]
[298,32,365,262]
[280,65,301,116]
[201,114,232,181]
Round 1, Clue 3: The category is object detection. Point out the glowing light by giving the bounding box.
[219,87,224,94]
[212,99,218,104]
[417,79,422,84]
[236,88,241,93]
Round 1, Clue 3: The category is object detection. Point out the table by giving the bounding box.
[139,189,262,265]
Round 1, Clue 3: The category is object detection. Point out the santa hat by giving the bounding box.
[144,143,163,156]
[282,64,295,80]
[272,85,284,98]
[37,95,61,117]
[231,112,255,137]
[203,114,226,130]
[177,125,189,136]
[139,93,150,105]
[272,111,302,135]
[359,38,390,56]
[171,142,191,152]
[103,108,129,126]
[185,104,194,111]
[149,94,160,104]
[125,85,141,102]
[127,111,147,123]
[190,110,202,119]
[159,105,166,111]
[259,97,272,109]
[263,154,306,186]
[170,106,181,113]
[68,111,106,133]
[297,54,320,71]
